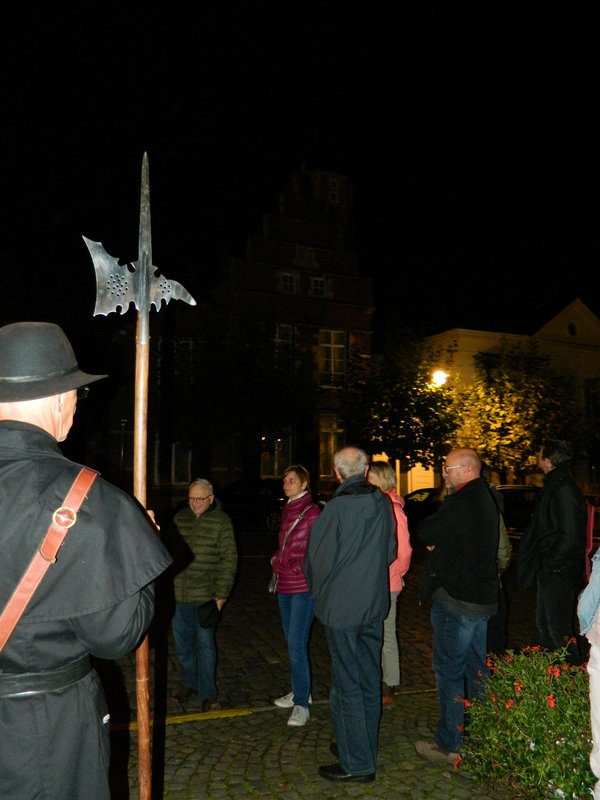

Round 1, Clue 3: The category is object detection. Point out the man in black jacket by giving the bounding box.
[517,439,587,663]
[0,322,172,800]
[415,448,499,763]
[303,447,396,783]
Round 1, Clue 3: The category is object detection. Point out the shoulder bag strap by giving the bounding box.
[0,467,98,654]
[279,504,318,556]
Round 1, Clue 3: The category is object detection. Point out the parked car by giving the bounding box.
[403,483,542,546]
[216,478,328,532]
[403,486,445,553]
[403,486,444,528]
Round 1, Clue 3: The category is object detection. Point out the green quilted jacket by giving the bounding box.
[168,499,238,604]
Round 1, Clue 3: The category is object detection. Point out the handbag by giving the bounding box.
[197,599,220,628]
[268,504,316,594]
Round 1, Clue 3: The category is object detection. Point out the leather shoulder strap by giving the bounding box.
[0,467,98,654]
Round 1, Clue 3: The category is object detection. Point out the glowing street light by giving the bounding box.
[432,370,449,387]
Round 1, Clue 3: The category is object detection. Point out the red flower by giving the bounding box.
[505,698,516,709]
[514,681,523,694]
[547,693,556,708]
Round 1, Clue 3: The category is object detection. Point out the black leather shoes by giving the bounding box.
[318,763,375,782]
[202,698,222,712]
[171,685,195,704]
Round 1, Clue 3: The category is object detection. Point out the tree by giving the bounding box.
[342,330,459,469]
[456,340,582,482]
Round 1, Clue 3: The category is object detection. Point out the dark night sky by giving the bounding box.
[1,5,599,343]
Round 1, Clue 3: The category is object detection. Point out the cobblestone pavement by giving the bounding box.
[100,532,540,799]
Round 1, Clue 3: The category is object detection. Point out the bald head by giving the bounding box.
[443,448,481,488]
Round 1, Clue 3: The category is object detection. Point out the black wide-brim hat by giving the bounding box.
[0,322,107,402]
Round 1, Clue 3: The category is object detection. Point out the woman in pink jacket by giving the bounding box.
[270,465,321,726]
[368,460,412,705]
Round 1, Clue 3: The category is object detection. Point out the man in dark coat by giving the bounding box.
[303,446,396,784]
[415,448,499,763]
[517,439,587,663]
[0,322,172,800]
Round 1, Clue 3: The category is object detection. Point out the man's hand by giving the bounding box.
[146,509,160,532]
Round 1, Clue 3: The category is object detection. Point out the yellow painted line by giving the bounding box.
[114,689,438,732]
[113,706,256,733]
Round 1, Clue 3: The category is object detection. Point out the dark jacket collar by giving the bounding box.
[0,420,63,458]
[334,474,377,497]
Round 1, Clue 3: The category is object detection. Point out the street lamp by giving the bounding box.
[432,370,448,387]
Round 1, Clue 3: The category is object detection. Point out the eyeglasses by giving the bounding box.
[188,495,213,502]
[444,464,465,471]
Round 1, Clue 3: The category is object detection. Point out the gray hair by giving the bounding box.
[334,447,368,480]
[189,478,213,494]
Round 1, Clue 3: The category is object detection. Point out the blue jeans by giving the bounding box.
[325,622,382,775]
[277,591,315,707]
[172,603,218,703]
[431,601,489,753]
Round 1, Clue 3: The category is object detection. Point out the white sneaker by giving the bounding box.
[273,692,312,708]
[287,705,310,726]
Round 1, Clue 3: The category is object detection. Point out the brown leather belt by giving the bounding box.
[0,653,92,698]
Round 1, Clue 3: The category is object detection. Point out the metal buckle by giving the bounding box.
[52,506,77,529]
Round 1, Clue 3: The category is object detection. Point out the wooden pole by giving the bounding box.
[133,153,152,800]
[134,314,151,800]
[84,152,195,799]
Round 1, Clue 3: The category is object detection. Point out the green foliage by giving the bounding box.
[342,334,459,468]
[456,341,581,481]
[464,646,595,799]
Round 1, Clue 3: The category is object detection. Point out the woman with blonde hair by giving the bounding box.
[368,459,412,705]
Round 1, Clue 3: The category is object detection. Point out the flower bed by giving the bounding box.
[464,645,595,799]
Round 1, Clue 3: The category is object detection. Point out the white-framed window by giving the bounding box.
[311,276,326,297]
[319,413,344,479]
[318,329,346,387]
[281,272,296,294]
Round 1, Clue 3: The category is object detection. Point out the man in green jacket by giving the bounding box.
[168,478,238,710]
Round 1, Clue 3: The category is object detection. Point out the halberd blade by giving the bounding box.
[82,236,196,317]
